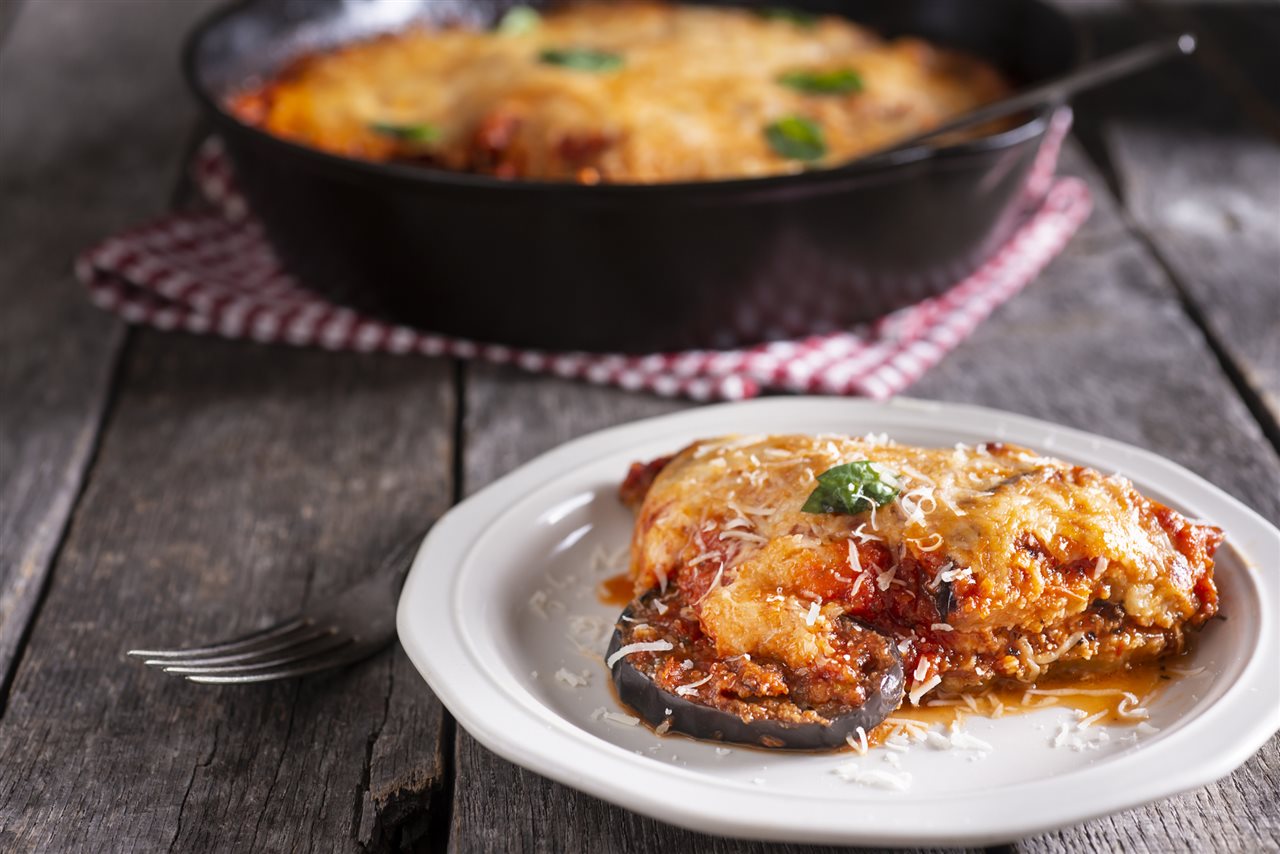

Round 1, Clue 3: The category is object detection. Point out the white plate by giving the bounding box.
[397,398,1280,846]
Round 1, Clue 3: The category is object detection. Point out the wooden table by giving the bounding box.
[2,1,1276,851]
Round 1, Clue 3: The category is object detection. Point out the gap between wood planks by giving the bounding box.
[1072,4,1280,458]
[420,359,468,851]
[0,329,132,719]
[349,359,466,850]
[345,360,470,850]
[0,118,211,719]
[1121,212,1280,456]
[1072,115,1280,455]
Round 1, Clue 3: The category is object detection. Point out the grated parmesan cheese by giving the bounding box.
[805,601,821,626]
[718,529,769,545]
[947,729,993,752]
[924,730,952,750]
[897,486,937,528]
[1017,637,1043,679]
[881,734,910,753]
[1027,687,1135,698]
[606,639,674,668]
[849,572,868,599]
[1115,693,1149,720]
[832,762,913,792]
[851,523,881,543]
[554,668,588,688]
[938,490,968,517]
[929,563,973,589]
[696,563,725,603]
[1077,710,1107,729]
[674,674,714,696]
[602,711,640,727]
[909,532,944,552]
[1034,631,1086,665]
[847,539,862,574]
[908,674,942,706]
[566,615,610,656]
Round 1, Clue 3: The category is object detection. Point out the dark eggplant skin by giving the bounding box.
[607,605,905,751]
[935,578,956,620]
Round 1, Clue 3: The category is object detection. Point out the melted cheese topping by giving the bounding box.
[229,1,1011,182]
[627,434,1220,693]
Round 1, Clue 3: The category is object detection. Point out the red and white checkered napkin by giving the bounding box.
[75,112,1089,401]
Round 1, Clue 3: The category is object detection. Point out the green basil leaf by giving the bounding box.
[764,116,826,161]
[497,5,541,35]
[801,461,901,515]
[755,7,819,27]
[368,122,441,144]
[778,68,863,95]
[538,48,624,72]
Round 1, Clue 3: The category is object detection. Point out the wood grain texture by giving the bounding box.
[1069,0,1280,432]
[0,335,456,853]
[0,0,213,695]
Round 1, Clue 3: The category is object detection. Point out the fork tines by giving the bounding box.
[127,618,357,684]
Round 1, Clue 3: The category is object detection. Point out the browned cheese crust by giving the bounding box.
[229,1,1011,183]
[622,434,1221,704]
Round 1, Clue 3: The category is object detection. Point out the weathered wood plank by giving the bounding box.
[1068,0,1280,434]
[0,0,209,698]
[0,335,456,853]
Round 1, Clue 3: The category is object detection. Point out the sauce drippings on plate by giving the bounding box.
[598,572,634,607]
[600,569,1198,748]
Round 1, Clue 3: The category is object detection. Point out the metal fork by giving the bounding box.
[127,533,422,684]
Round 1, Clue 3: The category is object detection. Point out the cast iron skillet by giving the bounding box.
[184,0,1081,353]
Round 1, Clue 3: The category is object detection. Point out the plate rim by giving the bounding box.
[397,396,1280,845]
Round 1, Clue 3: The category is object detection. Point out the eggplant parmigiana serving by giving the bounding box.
[606,435,1222,749]
[228,1,1011,183]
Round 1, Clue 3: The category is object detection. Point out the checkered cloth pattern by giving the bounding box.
[75,111,1089,400]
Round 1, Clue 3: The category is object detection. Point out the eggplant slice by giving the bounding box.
[607,594,905,750]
